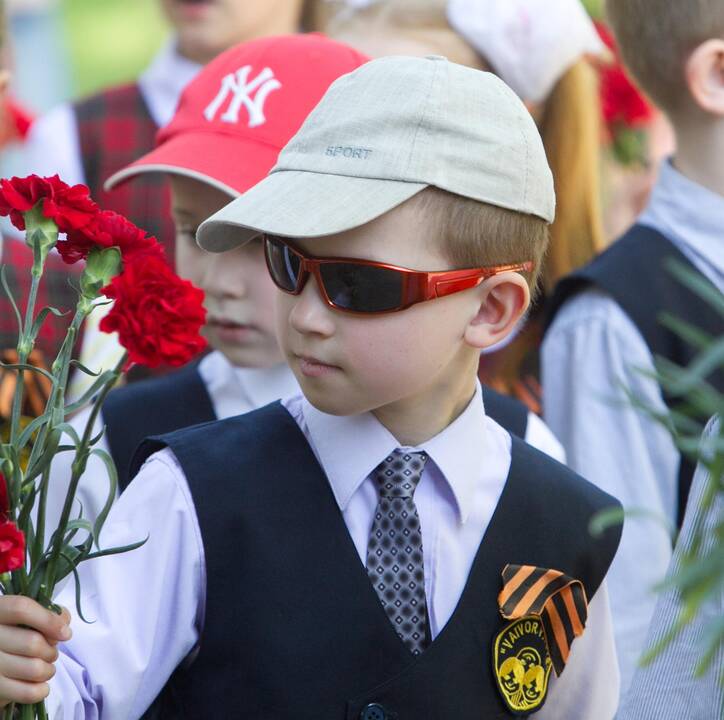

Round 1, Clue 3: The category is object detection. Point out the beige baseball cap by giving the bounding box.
[197,54,555,253]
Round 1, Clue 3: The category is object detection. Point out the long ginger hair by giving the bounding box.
[307,0,607,294]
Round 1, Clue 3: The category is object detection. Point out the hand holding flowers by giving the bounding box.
[0,175,207,718]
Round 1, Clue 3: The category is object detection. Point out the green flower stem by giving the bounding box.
[8,273,41,448]
[35,700,47,720]
[25,301,88,480]
[31,464,52,572]
[43,351,126,595]
[20,701,33,720]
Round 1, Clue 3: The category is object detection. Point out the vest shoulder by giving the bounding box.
[167,401,288,440]
[511,436,621,515]
[105,364,199,411]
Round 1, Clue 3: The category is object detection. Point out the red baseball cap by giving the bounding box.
[104,34,369,196]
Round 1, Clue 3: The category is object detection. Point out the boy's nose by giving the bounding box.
[288,275,335,337]
[204,255,247,300]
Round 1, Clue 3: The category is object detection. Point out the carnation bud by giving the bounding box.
[23,201,58,274]
[80,246,122,299]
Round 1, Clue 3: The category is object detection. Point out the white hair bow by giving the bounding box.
[447,0,605,102]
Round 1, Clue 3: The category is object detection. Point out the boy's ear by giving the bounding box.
[464,272,530,350]
[685,39,724,116]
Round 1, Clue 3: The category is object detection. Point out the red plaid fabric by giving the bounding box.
[74,84,175,264]
[0,238,82,361]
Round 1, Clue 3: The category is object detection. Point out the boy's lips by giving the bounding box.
[294,354,341,378]
[207,318,258,343]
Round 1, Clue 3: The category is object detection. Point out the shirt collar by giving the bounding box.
[639,159,724,287]
[301,382,489,524]
[137,39,202,128]
[234,362,301,410]
[198,351,300,417]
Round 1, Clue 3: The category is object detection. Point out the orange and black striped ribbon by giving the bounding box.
[497,564,588,676]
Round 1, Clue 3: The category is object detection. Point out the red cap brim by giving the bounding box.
[104,131,282,197]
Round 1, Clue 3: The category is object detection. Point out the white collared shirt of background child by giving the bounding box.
[42,351,300,534]
[45,382,618,720]
[542,159,724,696]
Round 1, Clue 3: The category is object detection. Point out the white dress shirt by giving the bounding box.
[542,159,724,695]
[46,381,618,719]
[43,351,300,535]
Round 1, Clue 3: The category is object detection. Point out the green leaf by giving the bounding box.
[64,371,117,415]
[68,359,102,377]
[89,448,119,549]
[658,313,712,352]
[28,306,69,344]
[0,265,22,334]
[83,536,148,561]
[0,361,56,385]
[16,413,51,451]
[664,259,724,317]
[694,615,724,678]
[590,505,676,540]
[63,553,94,625]
[654,338,724,396]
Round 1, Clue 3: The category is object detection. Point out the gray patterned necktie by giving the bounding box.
[366,449,429,655]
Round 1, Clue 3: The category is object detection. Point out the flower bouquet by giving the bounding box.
[0,175,207,719]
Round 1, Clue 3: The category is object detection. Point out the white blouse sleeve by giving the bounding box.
[46,448,205,719]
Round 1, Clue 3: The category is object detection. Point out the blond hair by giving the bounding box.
[412,187,550,298]
[606,0,724,116]
[308,0,606,293]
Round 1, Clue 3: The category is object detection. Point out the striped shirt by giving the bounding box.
[618,417,723,719]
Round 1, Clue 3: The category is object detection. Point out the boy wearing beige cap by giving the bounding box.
[0,57,622,719]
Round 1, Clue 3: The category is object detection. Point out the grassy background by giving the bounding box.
[62,0,170,98]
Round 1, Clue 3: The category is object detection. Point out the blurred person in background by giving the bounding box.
[0,0,80,434]
[17,0,310,392]
[309,0,608,416]
[618,417,722,720]
[543,0,724,696]
[21,0,308,263]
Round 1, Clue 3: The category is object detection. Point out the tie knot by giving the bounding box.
[373,449,428,498]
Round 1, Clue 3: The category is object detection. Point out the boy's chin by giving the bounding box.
[299,384,371,418]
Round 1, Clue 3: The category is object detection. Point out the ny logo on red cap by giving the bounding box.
[203,66,282,128]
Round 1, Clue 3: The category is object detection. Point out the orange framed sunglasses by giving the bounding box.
[263,234,533,315]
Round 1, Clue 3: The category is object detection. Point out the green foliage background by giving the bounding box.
[63,0,169,98]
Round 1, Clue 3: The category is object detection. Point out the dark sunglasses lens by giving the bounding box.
[320,263,404,312]
[265,236,301,292]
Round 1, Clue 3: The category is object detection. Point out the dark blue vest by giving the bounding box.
[104,362,528,493]
[103,362,216,490]
[546,224,723,526]
[130,402,621,719]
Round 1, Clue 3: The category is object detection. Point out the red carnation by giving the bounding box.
[0,174,98,233]
[99,253,207,369]
[43,180,99,234]
[595,22,653,131]
[0,521,25,574]
[58,210,163,265]
[0,175,53,230]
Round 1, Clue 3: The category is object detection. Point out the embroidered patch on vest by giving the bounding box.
[493,615,552,715]
[497,564,589,676]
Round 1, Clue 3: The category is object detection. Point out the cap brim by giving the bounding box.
[197,170,427,252]
[103,132,282,199]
